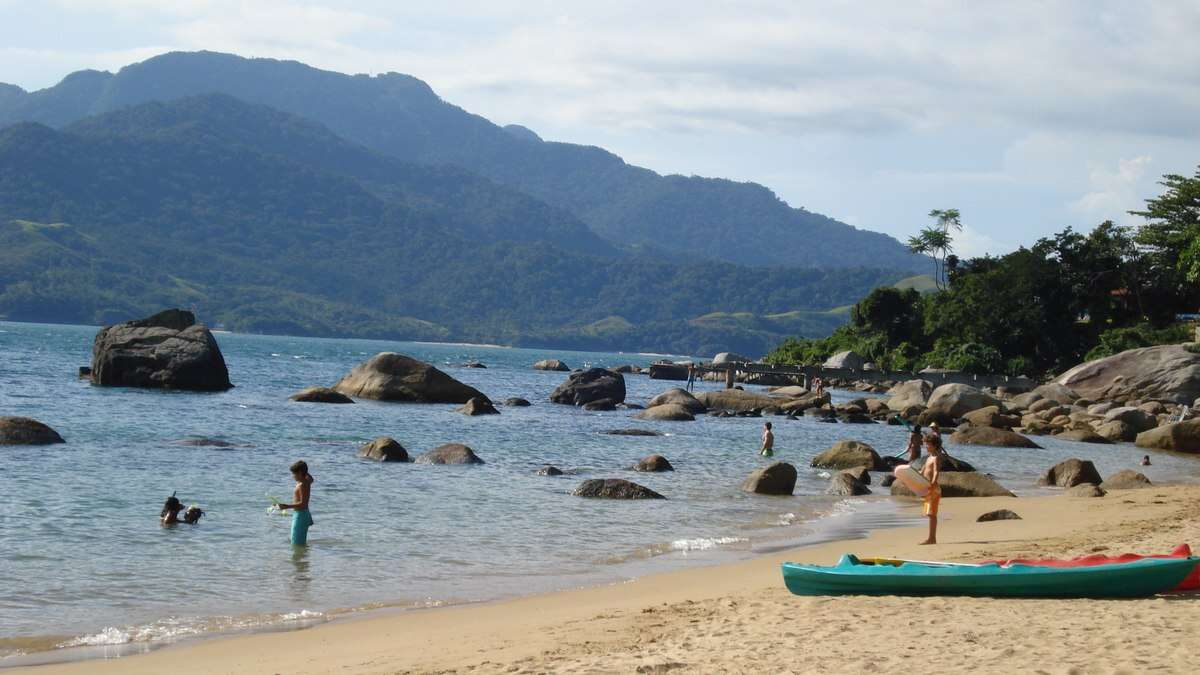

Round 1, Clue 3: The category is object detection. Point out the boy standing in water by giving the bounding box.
[919,436,943,545]
[760,422,775,457]
[277,460,315,546]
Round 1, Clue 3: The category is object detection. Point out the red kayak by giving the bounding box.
[983,544,1199,591]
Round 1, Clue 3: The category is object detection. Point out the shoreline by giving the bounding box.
[9,484,1200,674]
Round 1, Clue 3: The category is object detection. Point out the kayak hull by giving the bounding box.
[982,543,1200,591]
[782,554,1199,598]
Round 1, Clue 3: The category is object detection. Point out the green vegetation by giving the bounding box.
[0,96,899,355]
[0,51,926,272]
[768,180,1200,375]
[892,274,938,294]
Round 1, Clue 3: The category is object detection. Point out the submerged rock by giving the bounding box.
[0,417,65,445]
[572,479,665,499]
[90,309,232,391]
[633,454,674,472]
[646,388,707,413]
[415,443,485,465]
[533,359,570,372]
[695,389,779,413]
[457,397,500,416]
[358,437,411,462]
[583,398,617,411]
[503,397,532,407]
[333,353,486,403]
[602,429,664,437]
[290,386,354,403]
[536,465,564,476]
[634,404,695,421]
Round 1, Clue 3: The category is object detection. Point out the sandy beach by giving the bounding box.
[12,483,1199,675]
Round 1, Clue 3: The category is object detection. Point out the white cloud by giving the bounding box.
[1070,155,1153,222]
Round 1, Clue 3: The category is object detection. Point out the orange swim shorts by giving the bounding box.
[923,484,941,517]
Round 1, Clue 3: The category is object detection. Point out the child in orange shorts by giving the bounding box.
[919,435,943,545]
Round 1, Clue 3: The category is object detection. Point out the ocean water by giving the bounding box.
[1,320,1197,662]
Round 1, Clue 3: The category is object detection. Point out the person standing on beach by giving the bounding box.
[760,422,775,458]
[919,436,943,545]
[277,460,315,546]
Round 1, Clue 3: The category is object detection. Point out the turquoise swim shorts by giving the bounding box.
[291,508,314,545]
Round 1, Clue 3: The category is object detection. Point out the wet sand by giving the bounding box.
[13,484,1200,674]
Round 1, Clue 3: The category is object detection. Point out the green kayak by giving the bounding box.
[782,554,1199,598]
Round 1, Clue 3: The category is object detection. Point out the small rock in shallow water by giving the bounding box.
[0,417,65,445]
[633,454,674,472]
[572,478,665,499]
[536,465,564,476]
[358,437,410,462]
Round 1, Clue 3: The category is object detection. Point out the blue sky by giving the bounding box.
[2,1,1198,256]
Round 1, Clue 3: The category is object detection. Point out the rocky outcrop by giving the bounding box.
[290,386,355,403]
[950,426,1041,448]
[333,353,487,403]
[1007,391,1043,410]
[1100,469,1152,490]
[1032,383,1079,404]
[841,466,871,485]
[1135,419,1200,453]
[0,417,65,445]
[358,437,411,462]
[414,443,485,465]
[533,359,570,372]
[695,389,780,413]
[827,472,871,496]
[1056,344,1200,404]
[925,384,1000,419]
[886,379,933,412]
[962,406,1020,429]
[90,309,232,391]
[634,404,695,421]
[1095,420,1137,442]
[572,479,665,499]
[823,350,865,369]
[740,462,798,495]
[633,454,674,472]
[647,388,707,413]
[458,397,500,416]
[977,509,1022,522]
[891,472,1015,497]
[503,397,532,407]
[810,440,883,470]
[1102,407,1157,433]
[770,385,811,398]
[549,368,626,406]
[1037,458,1102,488]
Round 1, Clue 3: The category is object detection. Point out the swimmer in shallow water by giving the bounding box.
[160,493,184,525]
[276,460,315,546]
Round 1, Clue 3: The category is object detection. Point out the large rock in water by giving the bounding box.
[827,472,871,496]
[741,462,798,495]
[1135,419,1200,453]
[646,388,707,413]
[886,379,932,412]
[925,384,1000,419]
[695,389,780,413]
[950,426,1041,448]
[457,397,500,416]
[633,454,674,472]
[811,440,883,470]
[1056,344,1200,404]
[0,417,65,445]
[414,443,485,464]
[1037,458,1102,487]
[358,437,411,462]
[549,368,626,406]
[90,309,232,391]
[891,472,1016,497]
[572,479,665,499]
[333,353,486,403]
[533,359,570,372]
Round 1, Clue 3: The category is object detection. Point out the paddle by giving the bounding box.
[859,556,982,568]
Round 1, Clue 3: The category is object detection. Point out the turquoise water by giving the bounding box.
[1,321,1197,660]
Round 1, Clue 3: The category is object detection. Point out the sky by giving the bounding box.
[2,1,1198,257]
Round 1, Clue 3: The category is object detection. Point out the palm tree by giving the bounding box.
[908,209,962,290]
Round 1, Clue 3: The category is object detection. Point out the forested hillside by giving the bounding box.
[0,51,924,271]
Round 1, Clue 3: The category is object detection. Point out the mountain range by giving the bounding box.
[0,52,922,355]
